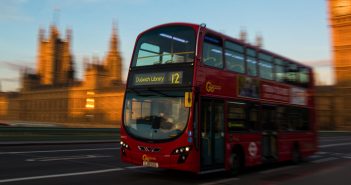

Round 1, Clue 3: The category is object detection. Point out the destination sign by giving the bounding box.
[133,71,183,86]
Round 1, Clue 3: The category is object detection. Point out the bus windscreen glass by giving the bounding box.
[132,26,196,67]
[123,91,190,141]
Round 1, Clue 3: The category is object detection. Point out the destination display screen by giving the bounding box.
[133,71,183,86]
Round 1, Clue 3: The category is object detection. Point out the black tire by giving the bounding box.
[230,152,241,176]
[292,145,301,164]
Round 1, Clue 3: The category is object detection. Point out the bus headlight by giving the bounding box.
[172,146,192,163]
[120,141,131,151]
[172,146,191,155]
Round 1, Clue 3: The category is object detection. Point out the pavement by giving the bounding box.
[0,132,351,184]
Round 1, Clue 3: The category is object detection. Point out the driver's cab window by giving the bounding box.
[137,43,160,66]
[203,35,223,68]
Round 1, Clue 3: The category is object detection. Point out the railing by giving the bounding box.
[0,127,120,142]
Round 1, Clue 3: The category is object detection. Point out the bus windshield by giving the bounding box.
[132,25,196,67]
[123,91,190,141]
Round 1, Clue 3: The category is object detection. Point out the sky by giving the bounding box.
[0,0,332,91]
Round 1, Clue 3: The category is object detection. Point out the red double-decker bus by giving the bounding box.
[120,23,317,175]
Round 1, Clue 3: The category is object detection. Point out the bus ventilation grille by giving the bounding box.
[138,146,161,153]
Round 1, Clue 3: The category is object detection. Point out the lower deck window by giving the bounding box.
[227,102,260,132]
[227,101,310,132]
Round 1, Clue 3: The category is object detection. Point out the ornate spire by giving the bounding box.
[50,24,59,39]
[38,27,45,41]
[255,33,263,48]
[239,28,247,43]
[104,21,122,85]
[66,28,72,43]
[110,21,118,51]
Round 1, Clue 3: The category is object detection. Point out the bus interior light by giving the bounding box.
[247,59,257,64]
[159,33,189,43]
[211,49,222,54]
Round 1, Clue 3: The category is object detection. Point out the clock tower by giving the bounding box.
[329,0,351,85]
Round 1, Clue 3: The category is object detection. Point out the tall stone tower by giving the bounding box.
[317,0,351,130]
[328,0,351,85]
[104,23,122,86]
[37,25,75,85]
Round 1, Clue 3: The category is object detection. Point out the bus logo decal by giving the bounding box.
[206,81,221,93]
[248,142,258,157]
[142,154,156,162]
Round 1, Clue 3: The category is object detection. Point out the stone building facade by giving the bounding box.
[0,24,125,128]
[0,92,8,119]
[315,0,351,130]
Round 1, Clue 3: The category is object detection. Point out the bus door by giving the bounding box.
[261,105,278,161]
[200,99,225,169]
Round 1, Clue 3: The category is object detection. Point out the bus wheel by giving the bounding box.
[292,145,301,164]
[230,152,241,176]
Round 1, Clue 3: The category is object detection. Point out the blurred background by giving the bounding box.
[0,0,349,130]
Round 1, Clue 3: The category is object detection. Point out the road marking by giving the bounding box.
[0,168,124,183]
[319,142,351,148]
[315,151,328,155]
[312,157,338,163]
[198,168,226,174]
[331,152,344,156]
[309,155,322,159]
[320,136,351,140]
[260,165,298,174]
[320,138,351,142]
[199,178,239,185]
[26,155,112,162]
[0,147,119,155]
[125,166,145,169]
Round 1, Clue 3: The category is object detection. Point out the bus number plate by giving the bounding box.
[143,161,159,168]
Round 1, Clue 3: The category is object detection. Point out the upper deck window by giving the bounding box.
[203,35,223,68]
[275,58,285,82]
[246,48,257,76]
[259,53,274,80]
[286,63,298,84]
[132,26,196,67]
[225,41,244,73]
[299,67,310,86]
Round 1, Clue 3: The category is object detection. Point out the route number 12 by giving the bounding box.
[171,72,181,84]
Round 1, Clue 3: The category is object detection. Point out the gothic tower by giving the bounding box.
[328,0,351,85]
[37,25,75,85]
[104,23,122,86]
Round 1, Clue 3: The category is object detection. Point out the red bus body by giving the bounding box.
[120,23,317,174]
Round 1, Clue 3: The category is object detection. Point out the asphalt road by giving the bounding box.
[1,135,351,185]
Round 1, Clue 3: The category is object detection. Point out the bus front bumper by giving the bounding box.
[121,149,198,172]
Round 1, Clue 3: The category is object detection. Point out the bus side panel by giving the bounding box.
[195,66,237,97]
[227,133,262,168]
[277,131,317,162]
[276,133,294,161]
